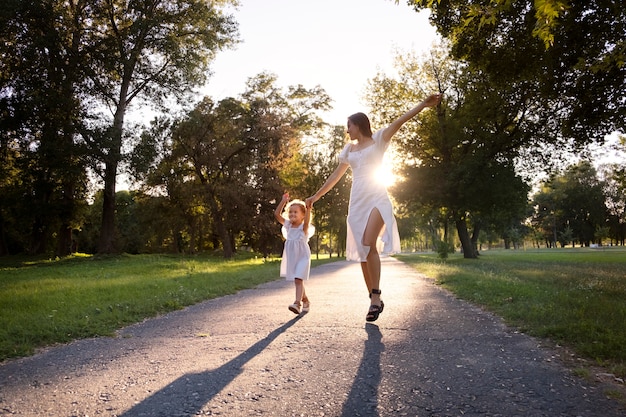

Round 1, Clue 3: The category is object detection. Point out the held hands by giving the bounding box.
[282,192,290,202]
[305,196,315,208]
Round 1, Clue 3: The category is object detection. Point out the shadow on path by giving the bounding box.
[341,323,384,417]
[119,314,304,417]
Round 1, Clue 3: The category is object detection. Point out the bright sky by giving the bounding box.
[201,0,439,126]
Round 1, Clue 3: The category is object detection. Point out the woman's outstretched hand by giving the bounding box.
[423,93,443,108]
[305,197,315,208]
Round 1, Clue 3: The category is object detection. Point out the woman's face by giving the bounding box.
[347,119,360,140]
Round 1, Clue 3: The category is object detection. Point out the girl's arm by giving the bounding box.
[274,193,289,225]
[305,162,350,207]
[302,203,312,236]
[381,93,442,143]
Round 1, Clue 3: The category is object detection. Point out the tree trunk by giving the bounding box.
[97,100,126,253]
[56,180,76,257]
[98,158,119,253]
[207,194,233,258]
[29,217,48,255]
[456,218,477,259]
[470,222,481,256]
[0,215,8,256]
[56,223,73,256]
[216,214,233,258]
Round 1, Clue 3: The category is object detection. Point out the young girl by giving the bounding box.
[274,192,314,314]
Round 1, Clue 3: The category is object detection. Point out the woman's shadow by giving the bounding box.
[119,315,304,417]
[341,323,384,416]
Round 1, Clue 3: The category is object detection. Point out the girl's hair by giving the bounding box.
[283,199,313,222]
[348,112,373,137]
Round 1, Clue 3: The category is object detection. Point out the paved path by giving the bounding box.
[0,257,623,416]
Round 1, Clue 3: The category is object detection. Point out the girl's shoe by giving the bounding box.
[288,303,301,314]
[302,300,310,312]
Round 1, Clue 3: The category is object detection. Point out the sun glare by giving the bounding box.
[376,165,398,187]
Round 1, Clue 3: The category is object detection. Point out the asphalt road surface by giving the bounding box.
[1,257,624,416]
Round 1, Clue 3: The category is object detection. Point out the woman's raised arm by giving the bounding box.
[382,93,442,143]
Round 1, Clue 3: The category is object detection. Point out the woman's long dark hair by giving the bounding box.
[348,112,373,137]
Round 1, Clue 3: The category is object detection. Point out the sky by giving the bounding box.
[200,0,439,126]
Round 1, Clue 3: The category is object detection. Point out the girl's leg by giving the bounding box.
[301,283,308,303]
[294,278,304,304]
[289,278,305,314]
[362,208,385,307]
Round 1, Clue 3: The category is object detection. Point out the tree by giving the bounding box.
[602,134,626,244]
[531,161,608,247]
[143,73,332,257]
[293,124,351,258]
[1,0,90,256]
[0,0,238,256]
[86,0,239,253]
[406,0,626,150]
[365,46,530,258]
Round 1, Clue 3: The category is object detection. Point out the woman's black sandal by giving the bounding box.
[369,290,384,312]
[366,289,383,322]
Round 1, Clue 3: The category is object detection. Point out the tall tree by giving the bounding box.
[1,0,90,256]
[144,73,331,257]
[406,0,626,150]
[366,46,530,257]
[87,0,238,253]
[532,162,608,247]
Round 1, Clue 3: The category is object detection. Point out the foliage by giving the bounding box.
[294,125,351,258]
[84,0,239,253]
[140,73,332,257]
[406,0,626,150]
[0,0,91,256]
[0,0,239,255]
[531,161,608,247]
[601,134,626,245]
[365,46,530,258]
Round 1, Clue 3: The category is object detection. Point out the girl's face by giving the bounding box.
[288,204,305,225]
[347,119,361,140]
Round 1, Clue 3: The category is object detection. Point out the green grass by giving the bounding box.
[0,252,341,361]
[397,247,626,378]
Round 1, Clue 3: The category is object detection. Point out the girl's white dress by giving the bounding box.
[338,128,401,262]
[280,220,314,281]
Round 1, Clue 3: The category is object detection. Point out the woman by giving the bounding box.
[306,93,442,321]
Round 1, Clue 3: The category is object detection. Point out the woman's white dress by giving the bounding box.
[280,220,314,280]
[338,128,401,262]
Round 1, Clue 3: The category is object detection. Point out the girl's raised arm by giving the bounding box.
[274,193,289,225]
[303,203,312,236]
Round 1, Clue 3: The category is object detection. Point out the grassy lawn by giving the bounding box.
[0,253,341,362]
[397,247,626,379]
[3,248,626,387]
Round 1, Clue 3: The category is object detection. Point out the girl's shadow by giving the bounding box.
[119,315,303,416]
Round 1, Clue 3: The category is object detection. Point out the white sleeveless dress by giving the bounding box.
[280,220,314,280]
[338,129,401,262]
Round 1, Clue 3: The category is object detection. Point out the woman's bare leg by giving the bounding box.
[362,208,385,307]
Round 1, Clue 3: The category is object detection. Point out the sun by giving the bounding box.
[375,165,398,187]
